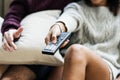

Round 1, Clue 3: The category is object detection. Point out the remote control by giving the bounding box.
[42,32,71,55]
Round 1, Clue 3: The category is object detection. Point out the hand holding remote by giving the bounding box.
[45,22,67,44]
[42,32,71,55]
[43,22,69,55]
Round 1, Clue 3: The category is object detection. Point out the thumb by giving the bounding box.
[52,34,57,43]
[51,31,60,43]
[14,27,23,38]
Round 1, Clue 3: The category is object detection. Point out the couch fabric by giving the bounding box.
[0,10,64,66]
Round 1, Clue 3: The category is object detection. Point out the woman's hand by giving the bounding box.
[45,24,61,44]
[2,27,23,52]
[45,22,69,48]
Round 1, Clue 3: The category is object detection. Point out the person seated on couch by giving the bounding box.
[0,0,79,80]
[45,0,120,80]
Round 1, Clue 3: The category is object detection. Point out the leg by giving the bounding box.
[1,65,36,80]
[26,65,58,80]
[63,44,110,80]
[0,65,9,78]
[47,66,63,80]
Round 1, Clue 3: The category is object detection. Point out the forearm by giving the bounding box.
[1,0,28,34]
[56,2,84,32]
[54,22,67,32]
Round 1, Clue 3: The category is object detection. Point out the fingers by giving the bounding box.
[14,27,23,38]
[9,42,17,50]
[2,37,17,51]
[2,37,11,51]
[45,32,51,44]
[45,32,58,44]
[51,31,59,43]
[4,31,13,43]
[2,27,22,52]
[45,25,61,44]
[3,34,17,51]
[60,39,69,48]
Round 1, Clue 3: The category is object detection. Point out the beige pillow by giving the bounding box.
[0,10,64,66]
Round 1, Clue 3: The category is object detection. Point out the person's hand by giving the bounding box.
[45,22,69,48]
[2,27,23,52]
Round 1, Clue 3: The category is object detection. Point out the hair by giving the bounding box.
[84,0,120,16]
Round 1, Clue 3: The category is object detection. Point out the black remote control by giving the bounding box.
[42,32,71,55]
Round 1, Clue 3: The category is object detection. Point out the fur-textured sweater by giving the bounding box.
[57,1,120,70]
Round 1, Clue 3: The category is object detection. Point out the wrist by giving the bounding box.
[50,21,67,32]
[55,21,67,32]
[50,23,62,32]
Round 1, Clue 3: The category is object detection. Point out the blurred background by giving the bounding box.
[0,0,13,17]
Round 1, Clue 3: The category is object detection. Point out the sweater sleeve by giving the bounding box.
[56,2,84,32]
[1,0,28,35]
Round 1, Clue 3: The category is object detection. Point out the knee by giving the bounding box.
[1,66,36,80]
[1,72,36,80]
[1,77,16,80]
[65,44,87,64]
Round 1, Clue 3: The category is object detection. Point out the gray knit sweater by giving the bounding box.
[57,1,120,70]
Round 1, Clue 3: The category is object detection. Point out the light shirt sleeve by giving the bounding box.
[56,2,84,32]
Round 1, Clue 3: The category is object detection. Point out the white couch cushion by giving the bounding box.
[0,17,3,26]
[0,17,3,46]
[0,10,64,66]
